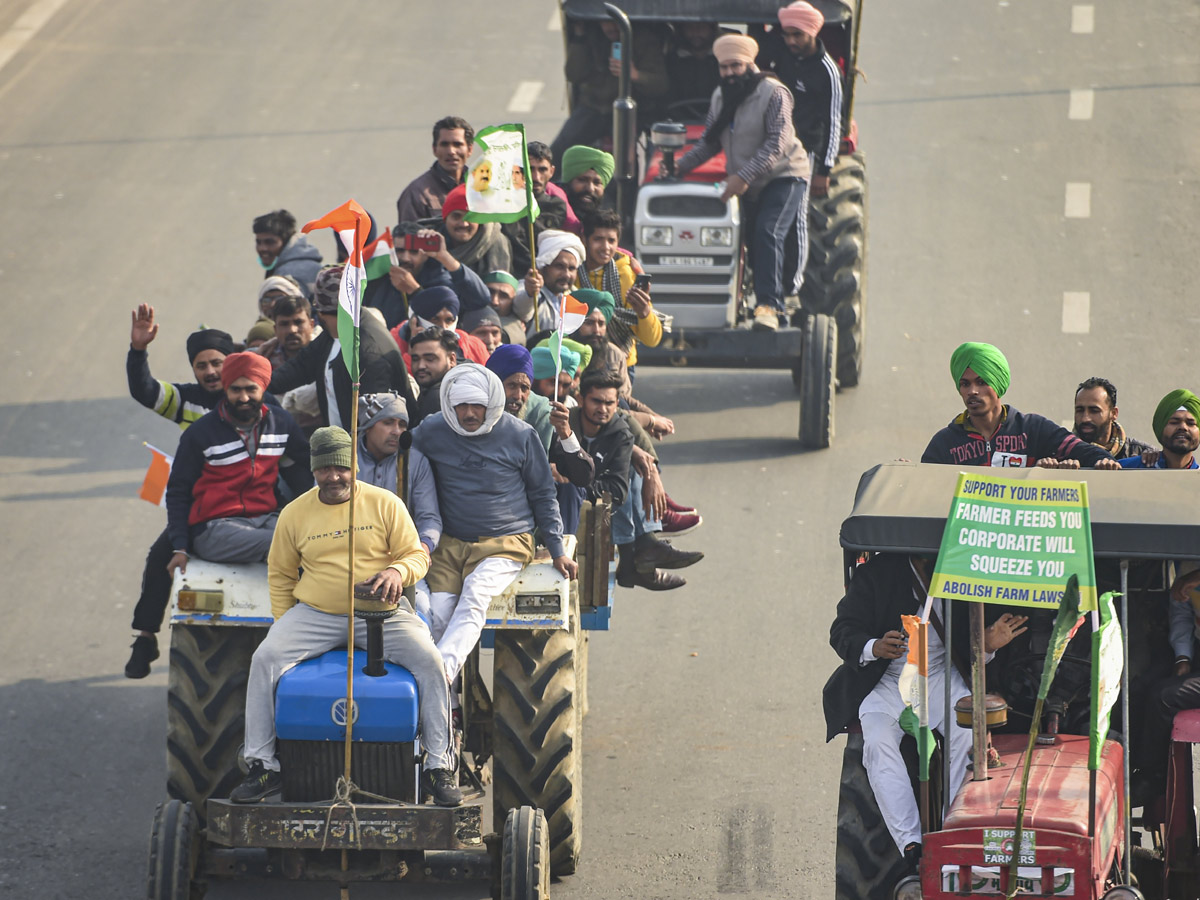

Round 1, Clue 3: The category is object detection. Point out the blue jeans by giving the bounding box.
[611,470,663,545]
[744,176,807,312]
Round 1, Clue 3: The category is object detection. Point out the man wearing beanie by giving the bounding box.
[123,305,239,677]
[552,18,668,164]
[356,391,441,558]
[675,31,811,331]
[756,1,844,291]
[460,305,505,354]
[165,352,313,585]
[922,342,1119,469]
[269,265,414,430]
[411,364,576,689]
[231,426,461,807]
[253,209,323,300]
[1118,389,1200,470]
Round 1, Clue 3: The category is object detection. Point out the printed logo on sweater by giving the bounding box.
[306,525,377,542]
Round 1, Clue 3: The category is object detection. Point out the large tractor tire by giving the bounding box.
[147,799,205,900]
[802,152,867,388]
[167,624,264,817]
[500,806,551,900]
[492,616,582,877]
[835,734,907,900]
[798,313,837,449]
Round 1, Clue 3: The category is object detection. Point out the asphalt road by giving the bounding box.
[0,1,1196,898]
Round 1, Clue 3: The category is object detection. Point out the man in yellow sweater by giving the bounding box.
[231,426,461,807]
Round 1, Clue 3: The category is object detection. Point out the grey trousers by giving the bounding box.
[192,513,278,563]
[244,602,452,772]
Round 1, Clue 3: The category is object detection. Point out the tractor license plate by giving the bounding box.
[658,256,714,266]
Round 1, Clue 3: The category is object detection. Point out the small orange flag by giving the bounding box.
[138,443,173,507]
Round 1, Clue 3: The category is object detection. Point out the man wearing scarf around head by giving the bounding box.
[513,229,587,337]
[411,364,577,687]
[165,352,313,584]
[674,33,811,332]
[922,342,1119,469]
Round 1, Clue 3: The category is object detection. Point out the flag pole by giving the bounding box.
[519,123,538,284]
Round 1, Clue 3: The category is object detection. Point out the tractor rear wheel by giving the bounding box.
[798,313,837,449]
[835,734,907,900]
[802,152,867,388]
[492,615,582,877]
[500,806,551,900]
[167,625,264,818]
[147,798,205,900]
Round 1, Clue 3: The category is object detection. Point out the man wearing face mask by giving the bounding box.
[164,352,313,582]
[252,209,323,300]
[674,33,811,332]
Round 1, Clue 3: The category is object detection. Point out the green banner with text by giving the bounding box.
[930,473,1097,612]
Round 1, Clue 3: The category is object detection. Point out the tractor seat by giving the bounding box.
[1172,708,1200,743]
[275,649,419,743]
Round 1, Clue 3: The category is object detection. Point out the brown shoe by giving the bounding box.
[752,305,779,331]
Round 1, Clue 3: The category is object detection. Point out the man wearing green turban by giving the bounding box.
[560,145,615,219]
[923,342,1118,469]
[1118,389,1200,470]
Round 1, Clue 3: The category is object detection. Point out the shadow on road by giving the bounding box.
[658,436,807,465]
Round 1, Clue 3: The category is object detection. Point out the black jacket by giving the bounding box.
[570,408,633,506]
[268,313,412,427]
[756,33,842,175]
[126,347,221,430]
[823,554,993,742]
[549,434,595,489]
[922,406,1114,468]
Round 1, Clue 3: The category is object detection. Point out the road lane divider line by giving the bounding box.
[0,0,71,75]
[1062,292,1091,334]
[1065,182,1092,218]
[507,81,544,113]
[1068,89,1094,120]
[1071,5,1094,34]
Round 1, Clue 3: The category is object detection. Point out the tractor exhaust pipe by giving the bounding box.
[605,3,637,230]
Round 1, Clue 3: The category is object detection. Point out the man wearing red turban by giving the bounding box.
[164,352,314,580]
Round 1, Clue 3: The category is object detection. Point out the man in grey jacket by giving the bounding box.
[675,33,810,331]
[411,364,577,684]
[357,392,440,557]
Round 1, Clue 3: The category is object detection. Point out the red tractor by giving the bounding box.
[557,0,865,448]
[834,463,1200,900]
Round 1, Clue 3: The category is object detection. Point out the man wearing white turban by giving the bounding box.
[410,364,577,687]
[512,229,587,337]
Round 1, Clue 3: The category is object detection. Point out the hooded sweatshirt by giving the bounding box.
[411,364,565,558]
[268,234,323,300]
[922,406,1113,468]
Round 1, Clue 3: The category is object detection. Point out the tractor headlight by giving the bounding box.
[640,225,673,247]
[177,589,224,613]
[892,875,922,900]
[700,226,733,247]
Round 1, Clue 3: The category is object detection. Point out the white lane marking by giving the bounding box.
[1071,5,1094,33]
[1068,89,1094,120]
[507,80,544,113]
[1065,182,1092,218]
[547,9,562,30]
[0,0,71,74]
[1062,292,1091,334]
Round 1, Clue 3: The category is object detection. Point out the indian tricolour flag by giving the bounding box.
[301,199,370,381]
[898,612,934,783]
[363,229,394,282]
[545,293,590,400]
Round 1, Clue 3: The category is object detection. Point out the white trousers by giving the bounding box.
[415,557,524,683]
[860,705,971,853]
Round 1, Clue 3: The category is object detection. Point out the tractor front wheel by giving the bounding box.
[835,734,908,900]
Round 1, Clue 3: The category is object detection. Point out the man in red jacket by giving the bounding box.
[165,352,312,578]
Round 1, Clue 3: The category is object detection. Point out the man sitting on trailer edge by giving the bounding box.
[231,426,461,807]
[921,342,1120,470]
[823,553,1028,872]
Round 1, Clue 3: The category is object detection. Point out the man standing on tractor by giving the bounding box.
[231,426,461,807]
[824,553,1028,871]
[673,33,811,332]
[124,308,235,678]
[921,342,1120,469]
[756,1,843,292]
[1072,376,1153,461]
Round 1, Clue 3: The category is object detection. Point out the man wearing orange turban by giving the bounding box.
[675,31,811,331]
[164,352,313,582]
